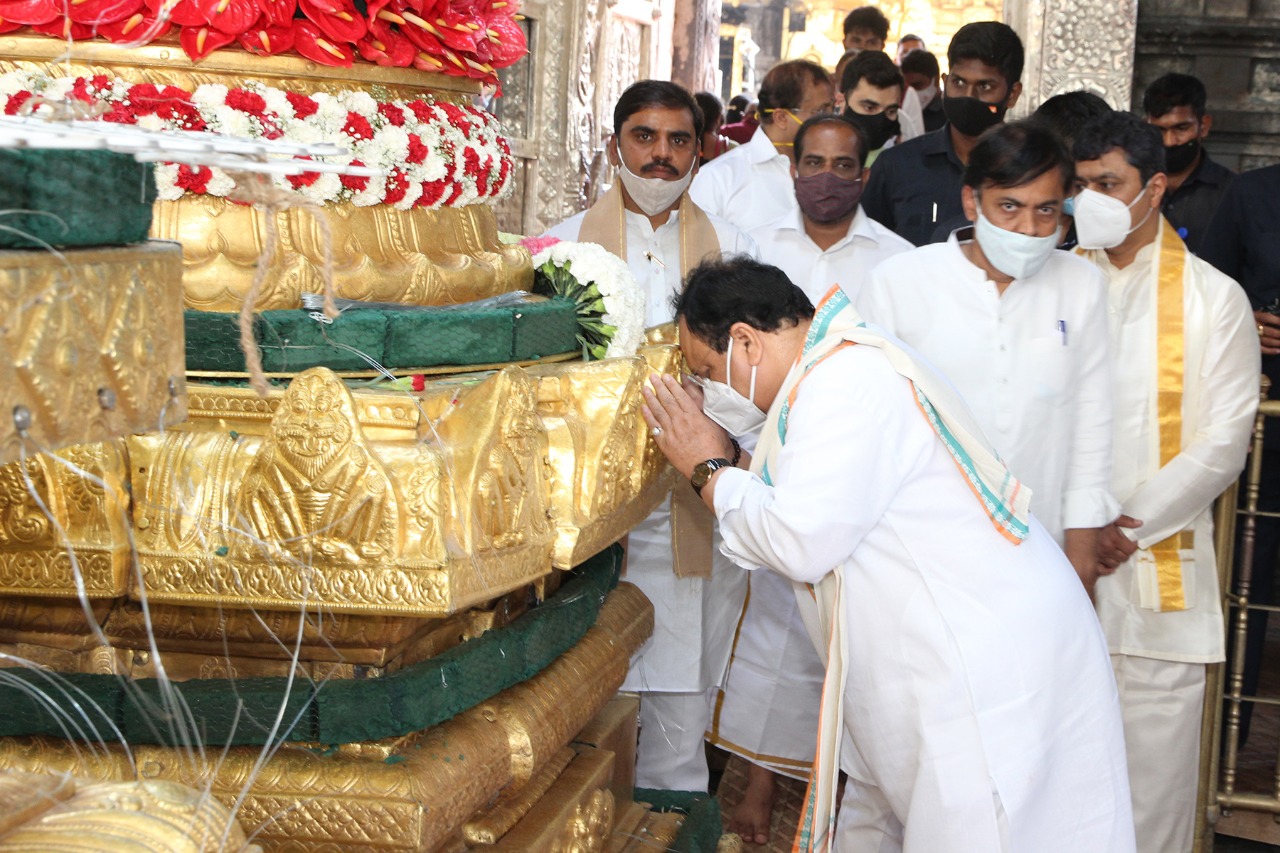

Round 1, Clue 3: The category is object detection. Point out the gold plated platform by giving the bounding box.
[0,243,186,466]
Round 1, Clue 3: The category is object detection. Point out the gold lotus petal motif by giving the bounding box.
[0,243,186,466]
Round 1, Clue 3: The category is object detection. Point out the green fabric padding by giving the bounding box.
[633,790,725,853]
[0,545,623,747]
[185,297,580,374]
[0,150,156,249]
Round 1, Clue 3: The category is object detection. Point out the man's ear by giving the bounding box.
[729,322,766,366]
[1148,172,1169,208]
[1200,114,1214,138]
[607,135,620,168]
[1005,80,1023,110]
[961,184,978,224]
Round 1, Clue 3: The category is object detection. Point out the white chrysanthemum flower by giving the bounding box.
[205,167,236,197]
[261,87,295,121]
[191,84,229,109]
[153,163,183,201]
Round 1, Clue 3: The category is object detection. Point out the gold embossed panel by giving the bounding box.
[129,368,553,616]
[0,243,186,465]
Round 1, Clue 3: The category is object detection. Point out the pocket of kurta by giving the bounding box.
[1027,336,1070,400]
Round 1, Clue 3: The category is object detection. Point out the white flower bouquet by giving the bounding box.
[527,238,645,361]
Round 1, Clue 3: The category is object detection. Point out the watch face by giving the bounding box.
[692,458,730,491]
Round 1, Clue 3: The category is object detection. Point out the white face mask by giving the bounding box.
[616,154,695,216]
[917,82,939,103]
[973,210,1060,281]
[691,336,766,436]
[1072,181,1154,250]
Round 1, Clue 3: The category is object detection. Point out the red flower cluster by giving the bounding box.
[0,0,527,80]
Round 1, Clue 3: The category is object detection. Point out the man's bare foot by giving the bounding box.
[729,762,777,846]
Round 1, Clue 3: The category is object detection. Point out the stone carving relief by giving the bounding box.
[1007,0,1139,111]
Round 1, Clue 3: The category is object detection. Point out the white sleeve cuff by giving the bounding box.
[1061,487,1122,531]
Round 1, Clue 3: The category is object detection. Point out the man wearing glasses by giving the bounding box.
[707,112,913,846]
[691,60,833,232]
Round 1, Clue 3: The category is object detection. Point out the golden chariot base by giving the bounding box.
[0,36,533,312]
[0,242,187,466]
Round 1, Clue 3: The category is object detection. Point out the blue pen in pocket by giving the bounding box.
[1058,320,1068,345]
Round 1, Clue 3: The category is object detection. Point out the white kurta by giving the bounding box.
[749,206,913,305]
[712,344,1135,852]
[859,234,1118,544]
[689,127,798,233]
[1084,224,1260,662]
[546,205,756,328]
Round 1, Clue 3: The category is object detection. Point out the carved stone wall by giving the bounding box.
[1006,0,1139,114]
[1134,0,1280,171]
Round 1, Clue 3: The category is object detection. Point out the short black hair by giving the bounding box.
[1073,111,1166,183]
[948,21,1024,89]
[1142,72,1208,120]
[757,60,831,116]
[1029,90,1112,151]
[674,256,815,353]
[963,119,1073,193]
[839,50,904,96]
[793,113,867,167]
[899,33,924,47]
[900,49,939,80]
[694,91,723,131]
[614,80,703,141]
[843,6,889,40]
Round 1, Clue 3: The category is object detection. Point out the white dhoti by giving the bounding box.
[623,496,748,792]
[1111,654,1206,853]
[707,568,823,780]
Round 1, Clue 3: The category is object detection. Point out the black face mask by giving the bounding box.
[1164,137,1201,174]
[942,94,1007,137]
[843,108,900,151]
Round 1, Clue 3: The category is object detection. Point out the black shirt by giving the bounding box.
[861,126,967,246]
[1199,163,1276,436]
[1162,150,1235,254]
[921,96,946,133]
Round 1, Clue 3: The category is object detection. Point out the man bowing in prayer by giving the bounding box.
[642,256,1135,853]
[544,81,755,794]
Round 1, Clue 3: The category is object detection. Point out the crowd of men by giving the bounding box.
[542,15,1270,853]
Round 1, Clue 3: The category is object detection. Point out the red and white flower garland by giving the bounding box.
[0,69,514,209]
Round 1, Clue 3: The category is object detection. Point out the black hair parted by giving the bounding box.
[757,60,831,116]
[963,119,1074,193]
[614,80,704,141]
[793,113,867,166]
[1142,72,1208,120]
[839,50,904,96]
[947,21,1024,89]
[843,6,889,40]
[673,256,816,353]
[1028,90,1112,151]
[900,49,939,81]
[1073,110,1166,183]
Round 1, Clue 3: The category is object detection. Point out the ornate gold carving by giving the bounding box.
[0,442,131,599]
[464,747,576,844]
[532,344,679,569]
[0,243,186,466]
[0,777,258,853]
[0,582,654,852]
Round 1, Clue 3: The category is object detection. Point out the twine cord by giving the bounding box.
[225,168,339,396]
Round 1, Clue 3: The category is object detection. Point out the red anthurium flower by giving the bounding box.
[298,0,364,43]
[411,50,446,73]
[193,0,258,34]
[293,19,353,66]
[66,0,142,25]
[31,15,95,37]
[357,17,414,66]
[483,11,524,67]
[0,17,23,30]
[98,10,171,42]
[237,21,295,54]
[257,0,294,25]
[179,23,237,59]
[145,0,205,26]
[0,0,57,25]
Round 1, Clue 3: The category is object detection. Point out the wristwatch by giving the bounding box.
[691,457,732,496]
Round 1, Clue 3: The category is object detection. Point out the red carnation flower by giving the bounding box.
[340,159,369,191]
[376,102,406,126]
[175,163,212,193]
[406,99,435,123]
[342,111,374,140]
[406,133,429,164]
[411,374,425,392]
[444,182,464,205]
[4,91,34,116]
[383,169,409,204]
[287,169,322,189]
[416,178,447,207]
[285,91,320,119]
[226,88,268,116]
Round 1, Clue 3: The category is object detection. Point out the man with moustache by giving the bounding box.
[545,80,755,793]
[708,112,910,845]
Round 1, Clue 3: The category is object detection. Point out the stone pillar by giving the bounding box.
[1004,0,1139,115]
[672,0,723,93]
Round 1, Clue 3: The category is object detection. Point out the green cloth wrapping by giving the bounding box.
[0,544,622,748]
[185,296,580,373]
[633,789,725,852]
[0,150,156,249]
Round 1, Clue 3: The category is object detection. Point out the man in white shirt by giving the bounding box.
[710,113,911,845]
[689,60,833,233]
[860,120,1117,593]
[544,80,754,793]
[641,256,1134,853]
[1073,111,1260,853]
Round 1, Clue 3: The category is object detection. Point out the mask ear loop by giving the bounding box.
[1126,178,1156,236]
